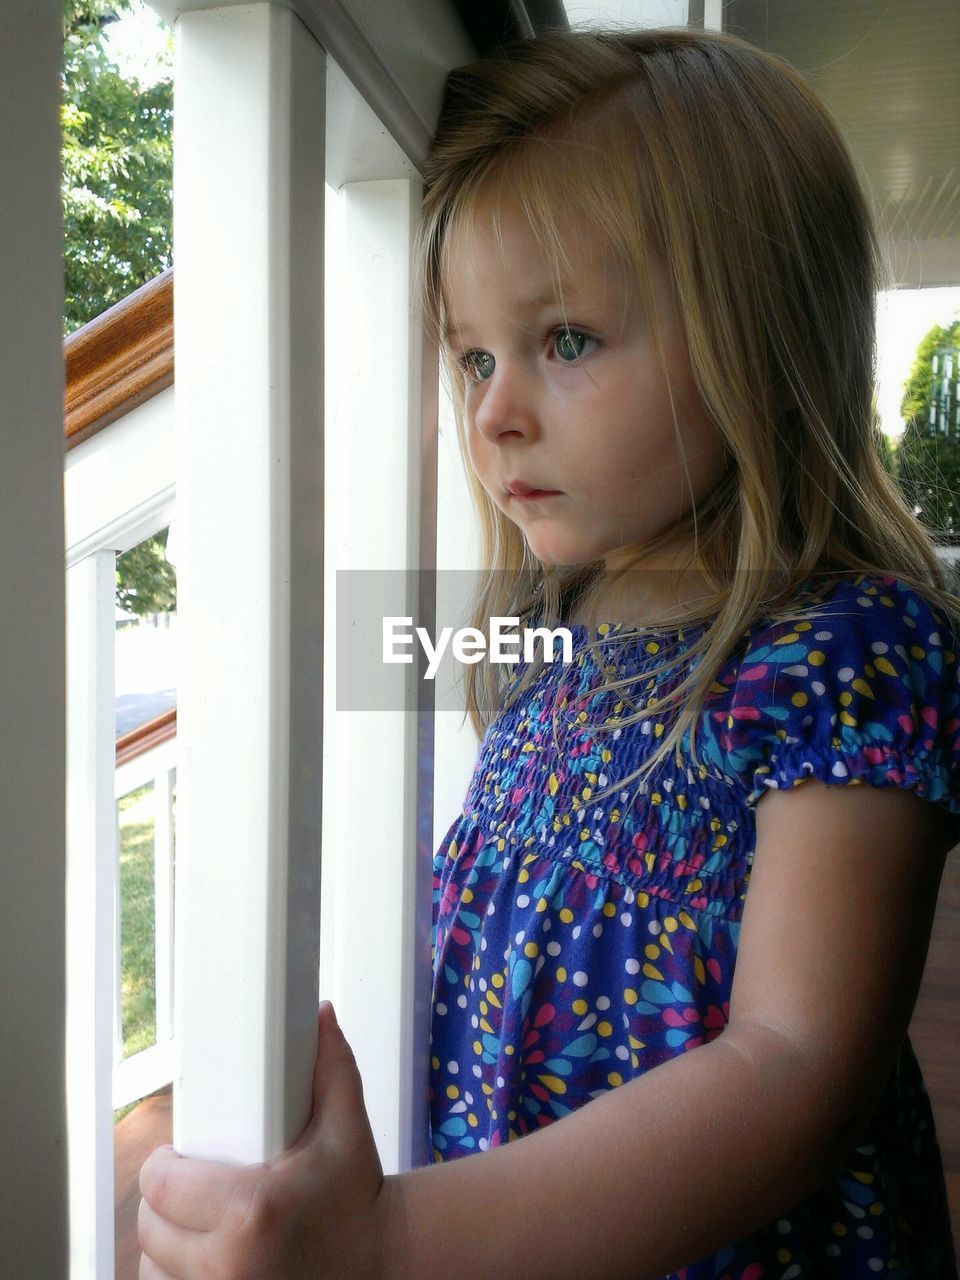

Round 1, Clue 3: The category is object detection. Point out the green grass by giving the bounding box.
[119,784,157,1058]
[113,782,175,1124]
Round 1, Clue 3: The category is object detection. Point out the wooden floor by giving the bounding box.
[114,846,960,1277]
[114,1085,172,1280]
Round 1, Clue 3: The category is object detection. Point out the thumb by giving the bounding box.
[307,1001,370,1145]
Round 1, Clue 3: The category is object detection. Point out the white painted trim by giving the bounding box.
[115,736,178,799]
[114,1041,178,1111]
[146,0,473,173]
[68,485,176,568]
[64,385,176,564]
[325,52,418,188]
[172,3,326,1163]
[66,552,117,1279]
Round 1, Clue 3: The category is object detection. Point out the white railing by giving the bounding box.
[166,0,472,1177]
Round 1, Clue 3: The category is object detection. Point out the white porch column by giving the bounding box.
[322,178,435,1174]
[704,0,723,31]
[0,0,69,1272]
[173,2,326,1161]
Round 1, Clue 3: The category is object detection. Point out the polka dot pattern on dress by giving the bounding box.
[429,573,960,1276]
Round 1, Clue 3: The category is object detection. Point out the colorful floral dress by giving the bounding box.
[429,572,960,1277]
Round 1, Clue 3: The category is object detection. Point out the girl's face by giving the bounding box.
[442,199,730,596]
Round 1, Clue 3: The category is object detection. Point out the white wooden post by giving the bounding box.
[321,179,435,1173]
[153,0,473,1177]
[65,551,117,1278]
[704,0,723,30]
[173,2,326,1162]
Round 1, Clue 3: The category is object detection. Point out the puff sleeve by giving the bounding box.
[699,574,960,830]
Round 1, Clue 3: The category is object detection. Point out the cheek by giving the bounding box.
[465,429,498,492]
[465,425,484,471]
[675,416,730,506]
[654,364,725,468]
[680,396,726,466]
[599,411,677,481]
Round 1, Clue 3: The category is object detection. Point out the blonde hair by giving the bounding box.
[417,26,960,797]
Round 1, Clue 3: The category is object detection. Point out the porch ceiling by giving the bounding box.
[726,0,960,289]
[148,0,958,288]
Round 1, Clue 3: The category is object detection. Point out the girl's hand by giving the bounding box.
[138,1002,398,1280]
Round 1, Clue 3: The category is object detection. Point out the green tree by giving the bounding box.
[895,320,960,535]
[64,3,177,613]
[116,528,176,618]
[62,0,172,336]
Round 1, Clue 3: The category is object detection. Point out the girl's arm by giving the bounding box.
[139,779,954,1279]
[384,777,954,1278]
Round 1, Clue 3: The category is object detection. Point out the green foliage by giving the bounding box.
[62,0,172,336]
[64,4,176,610]
[117,527,177,616]
[895,434,960,535]
[876,429,898,480]
[895,319,960,535]
[871,390,898,480]
[900,320,960,431]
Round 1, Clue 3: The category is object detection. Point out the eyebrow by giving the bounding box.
[442,285,592,344]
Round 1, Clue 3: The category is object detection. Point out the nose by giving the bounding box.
[471,360,539,445]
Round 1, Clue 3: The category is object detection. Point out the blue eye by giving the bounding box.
[554,328,598,362]
[460,350,495,382]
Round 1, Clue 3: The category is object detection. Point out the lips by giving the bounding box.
[505,480,562,498]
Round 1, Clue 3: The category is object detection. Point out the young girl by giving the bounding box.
[139,27,960,1280]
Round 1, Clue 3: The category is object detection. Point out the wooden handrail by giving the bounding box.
[64,269,174,451]
[116,706,176,768]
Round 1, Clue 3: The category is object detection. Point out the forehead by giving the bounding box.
[441,195,639,336]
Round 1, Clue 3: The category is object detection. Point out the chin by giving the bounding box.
[524,538,602,569]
